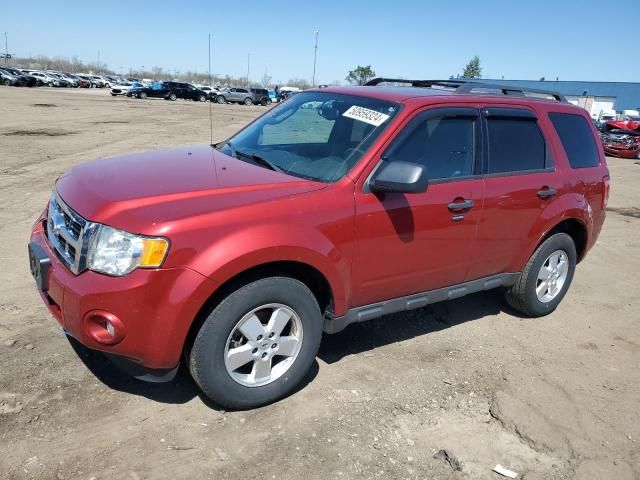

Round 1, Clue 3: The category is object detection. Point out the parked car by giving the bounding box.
[28,71,62,87]
[89,76,106,88]
[0,68,18,86]
[199,85,219,99]
[606,115,640,132]
[59,73,81,87]
[1,67,37,87]
[75,75,92,88]
[214,87,255,105]
[47,73,72,87]
[28,80,609,409]
[111,82,143,96]
[250,88,271,106]
[127,81,208,101]
[600,130,640,158]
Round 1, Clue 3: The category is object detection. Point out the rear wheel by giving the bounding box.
[189,277,323,409]
[244,97,253,106]
[216,95,226,104]
[138,91,147,99]
[168,92,177,101]
[198,94,206,102]
[3,79,10,86]
[260,97,268,106]
[505,233,576,317]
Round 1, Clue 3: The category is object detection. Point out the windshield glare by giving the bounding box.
[218,92,399,182]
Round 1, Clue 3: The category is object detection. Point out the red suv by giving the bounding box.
[28,79,609,409]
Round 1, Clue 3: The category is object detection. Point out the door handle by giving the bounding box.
[447,199,474,211]
[537,187,557,199]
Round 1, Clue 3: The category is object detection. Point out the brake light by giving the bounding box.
[602,175,610,210]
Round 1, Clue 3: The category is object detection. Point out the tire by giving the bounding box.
[47,82,53,87]
[168,93,177,101]
[244,97,253,106]
[189,277,323,409]
[216,95,226,104]
[138,91,147,99]
[260,97,268,106]
[505,233,576,317]
[3,79,10,86]
[198,94,206,102]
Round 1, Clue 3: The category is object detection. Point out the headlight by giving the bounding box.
[87,225,169,276]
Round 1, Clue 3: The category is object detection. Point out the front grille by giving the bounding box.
[46,192,88,274]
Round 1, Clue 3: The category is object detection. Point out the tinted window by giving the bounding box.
[487,119,545,174]
[388,116,475,180]
[549,113,600,168]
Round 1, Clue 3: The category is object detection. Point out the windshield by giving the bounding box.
[626,116,640,121]
[217,91,399,182]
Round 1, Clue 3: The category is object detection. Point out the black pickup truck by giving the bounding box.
[127,81,208,101]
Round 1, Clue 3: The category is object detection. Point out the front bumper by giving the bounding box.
[29,217,216,371]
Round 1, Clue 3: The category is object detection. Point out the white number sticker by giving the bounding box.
[342,105,390,127]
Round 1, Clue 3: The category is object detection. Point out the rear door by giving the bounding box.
[351,107,485,307]
[467,106,562,280]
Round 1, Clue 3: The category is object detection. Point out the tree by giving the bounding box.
[261,70,272,88]
[462,55,482,79]
[345,65,376,85]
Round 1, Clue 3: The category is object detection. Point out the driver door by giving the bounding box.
[350,107,484,307]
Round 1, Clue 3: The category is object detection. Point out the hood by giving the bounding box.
[56,145,326,233]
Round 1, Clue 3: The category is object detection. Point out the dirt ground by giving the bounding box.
[1,87,639,480]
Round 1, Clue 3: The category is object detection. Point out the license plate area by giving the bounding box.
[28,242,51,292]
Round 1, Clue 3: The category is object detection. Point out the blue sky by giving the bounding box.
[2,0,639,83]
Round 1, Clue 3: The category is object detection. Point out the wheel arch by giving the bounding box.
[519,217,588,272]
[184,260,335,357]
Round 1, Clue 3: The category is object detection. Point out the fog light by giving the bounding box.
[84,310,126,345]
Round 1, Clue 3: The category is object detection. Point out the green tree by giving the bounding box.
[462,55,482,79]
[345,65,376,85]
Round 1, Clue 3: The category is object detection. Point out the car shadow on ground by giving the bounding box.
[66,289,522,407]
[66,335,320,410]
[319,289,526,364]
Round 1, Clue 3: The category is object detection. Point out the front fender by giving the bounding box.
[186,223,351,316]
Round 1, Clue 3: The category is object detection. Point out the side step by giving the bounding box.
[324,273,519,334]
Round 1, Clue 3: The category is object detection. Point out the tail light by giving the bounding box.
[602,175,610,210]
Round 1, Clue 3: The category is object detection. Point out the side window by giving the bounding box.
[486,118,546,174]
[387,115,475,180]
[548,112,600,168]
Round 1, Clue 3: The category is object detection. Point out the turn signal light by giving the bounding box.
[139,238,170,267]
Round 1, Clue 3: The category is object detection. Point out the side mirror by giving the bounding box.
[369,161,428,194]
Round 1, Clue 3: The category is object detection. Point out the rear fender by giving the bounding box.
[510,193,591,271]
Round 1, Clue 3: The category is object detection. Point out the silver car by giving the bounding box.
[215,87,254,105]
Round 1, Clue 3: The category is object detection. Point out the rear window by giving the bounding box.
[487,118,546,174]
[549,113,600,168]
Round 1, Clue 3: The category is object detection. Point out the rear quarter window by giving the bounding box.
[549,113,600,168]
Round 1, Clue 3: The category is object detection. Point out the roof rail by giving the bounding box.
[364,78,568,103]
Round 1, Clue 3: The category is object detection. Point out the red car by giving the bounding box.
[28,79,609,408]
[600,131,640,158]
[606,115,640,131]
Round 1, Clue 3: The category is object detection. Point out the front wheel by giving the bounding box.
[198,94,206,102]
[138,91,147,99]
[505,233,576,317]
[168,93,177,101]
[216,95,226,104]
[189,277,323,409]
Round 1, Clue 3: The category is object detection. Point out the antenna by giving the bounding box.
[208,33,214,146]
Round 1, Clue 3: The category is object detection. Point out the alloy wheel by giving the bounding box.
[224,303,303,387]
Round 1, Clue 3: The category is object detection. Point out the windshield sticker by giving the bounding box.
[342,106,390,127]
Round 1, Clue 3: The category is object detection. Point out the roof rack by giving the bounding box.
[364,78,568,103]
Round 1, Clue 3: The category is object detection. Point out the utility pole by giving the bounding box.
[4,32,8,66]
[97,49,100,74]
[246,53,250,88]
[312,30,319,87]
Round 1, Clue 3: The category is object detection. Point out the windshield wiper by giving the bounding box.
[234,148,284,173]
